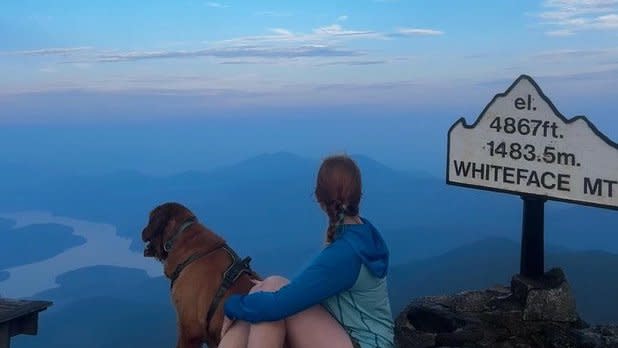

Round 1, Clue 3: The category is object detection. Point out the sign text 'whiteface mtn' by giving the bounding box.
[447,75,618,210]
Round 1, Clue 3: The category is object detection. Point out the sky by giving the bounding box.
[0,0,617,123]
[0,0,617,177]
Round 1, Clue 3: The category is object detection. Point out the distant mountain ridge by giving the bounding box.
[1,151,617,269]
[3,151,502,256]
[389,237,618,325]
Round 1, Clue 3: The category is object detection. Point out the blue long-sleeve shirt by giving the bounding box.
[223,218,390,323]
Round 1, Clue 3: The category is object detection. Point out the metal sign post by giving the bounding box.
[520,196,545,278]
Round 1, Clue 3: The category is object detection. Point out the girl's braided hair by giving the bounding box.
[314,154,362,243]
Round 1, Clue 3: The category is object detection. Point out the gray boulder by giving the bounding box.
[394,268,618,348]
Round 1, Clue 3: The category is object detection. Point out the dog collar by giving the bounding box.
[163,216,197,252]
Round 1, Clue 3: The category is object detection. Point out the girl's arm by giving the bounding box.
[223,240,361,323]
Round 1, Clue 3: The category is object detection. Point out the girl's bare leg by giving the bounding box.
[285,304,355,348]
[246,276,288,348]
[247,276,355,348]
[217,319,249,348]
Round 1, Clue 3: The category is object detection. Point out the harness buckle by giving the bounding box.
[221,256,253,288]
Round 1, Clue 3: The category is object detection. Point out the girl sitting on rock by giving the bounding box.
[219,154,395,348]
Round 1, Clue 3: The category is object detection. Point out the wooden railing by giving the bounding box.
[0,298,52,348]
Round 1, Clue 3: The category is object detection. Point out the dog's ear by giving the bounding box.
[142,203,181,258]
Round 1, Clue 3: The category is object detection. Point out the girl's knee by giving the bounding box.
[250,276,289,293]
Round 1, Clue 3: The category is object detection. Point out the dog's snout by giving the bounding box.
[141,226,150,242]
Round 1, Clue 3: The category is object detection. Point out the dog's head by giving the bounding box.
[141,202,195,260]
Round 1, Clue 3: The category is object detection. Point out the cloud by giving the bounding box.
[538,67,618,81]
[531,47,618,61]
[39,67,57,73]
[337,15,348,22]
[219,24,443,47]
[219,57,390,67]
[253,11,293,17]
[95,45,362,62]
[312,24,380,38]
[546,29,575,36]
[2,22,444,62]
[488,48,618,83]
[0,47,92,57]
[313,80,418,91]
[462,53,492,59]
[477,67,618,90]
[0,69,285,97]
[389,28,445,37]
[537,0,618,35]
[522,47,618,68]
[315,60,387,66]
[216,24,384,48]
[269,28,294,36]
[2,24,443,67]
[595,13,618,28]
[219,60,280,65]
[206,2,228,8]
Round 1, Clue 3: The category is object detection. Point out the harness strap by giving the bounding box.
[166,236,255,337]
[169,245,223,289]
[205,245,255,326]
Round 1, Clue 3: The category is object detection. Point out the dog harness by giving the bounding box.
[165,216,256,332]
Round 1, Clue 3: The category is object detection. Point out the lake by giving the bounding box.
[0,211,162,298]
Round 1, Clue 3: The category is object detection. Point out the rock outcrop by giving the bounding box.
[394,268,618,348]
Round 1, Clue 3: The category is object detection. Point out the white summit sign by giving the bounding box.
[447,75,618,210]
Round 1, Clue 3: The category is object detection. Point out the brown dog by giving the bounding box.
[141,202,258,348]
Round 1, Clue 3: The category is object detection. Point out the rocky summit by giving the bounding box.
[394,268,618,348]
